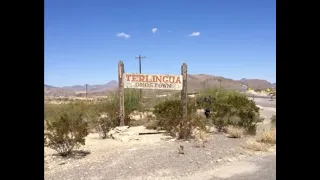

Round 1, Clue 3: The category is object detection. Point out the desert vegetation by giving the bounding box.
[44,88,275,156]
[243,128,276,151]
[196,88,264,135]
[44,87,276,180]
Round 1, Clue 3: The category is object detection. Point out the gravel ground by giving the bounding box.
[45,103,276,180]
[45,132,253,180]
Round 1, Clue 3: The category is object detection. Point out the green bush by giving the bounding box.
[90,100,119,138]
[197,89,263,135]
[44,90,141,142]
[44,103,60,120]
[44,102,89,156]
[153,99,206,139]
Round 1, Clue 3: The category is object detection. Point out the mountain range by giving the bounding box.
[44,74,276,96]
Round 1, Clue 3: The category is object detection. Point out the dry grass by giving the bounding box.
[194,127,209,148]
[226,126,244,138]
[243,128,276,151]
[256,128,276,144]
[243,139,271,151]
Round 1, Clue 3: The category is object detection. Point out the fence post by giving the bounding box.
[181,63,188,120]
[118,61,125,126]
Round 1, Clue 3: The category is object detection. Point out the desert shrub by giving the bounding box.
[257,128,276,144]
[197,89,263,135]
[88,100,118,139]
[254,89,262,92]
[95,116,116,138]
[153,99,206,139]
[88,90,141,138]
[196,88,219,108]
[45,103,60,120]
[243,128,276,151]
[145,120,159,130]
[225,125,244,138]
[44,102,89,156]
[271,115,276,127]
[242,139,271,151]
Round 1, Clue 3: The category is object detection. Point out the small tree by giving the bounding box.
[45,102,89,156]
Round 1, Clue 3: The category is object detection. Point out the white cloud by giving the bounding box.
[188,32,200,37]
[116,32,130,39]
[152,28,158,33]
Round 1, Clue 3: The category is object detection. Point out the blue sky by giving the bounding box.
[45,0,276,87]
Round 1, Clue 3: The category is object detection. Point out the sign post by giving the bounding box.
[118,61,125,126]
[181,63,188,121]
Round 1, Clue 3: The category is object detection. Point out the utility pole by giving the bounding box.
[135,55,146,98]
[85,84,88,99]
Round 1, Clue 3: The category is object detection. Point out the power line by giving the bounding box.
[135,55,146,98]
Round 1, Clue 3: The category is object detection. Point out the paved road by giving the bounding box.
[252,98,276,108]
[242,93,276,100]
[210,153,276,180]
[218,153,276,180]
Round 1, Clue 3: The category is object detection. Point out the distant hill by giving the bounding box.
[240,78,273,90]
[44,84,76,96]
[45,74,275,96]
[62,80,118,93]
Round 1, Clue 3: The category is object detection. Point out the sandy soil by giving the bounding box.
[45,105,276,180]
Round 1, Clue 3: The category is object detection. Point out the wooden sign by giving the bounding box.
[117,60,188,127]
[123,73,183,90]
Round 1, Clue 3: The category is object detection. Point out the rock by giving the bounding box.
[227,158,234,162]
[115,126,129,132]
[131,136,140,140]
[120,136,130,142]
[122,131,139,136]
[216,159,222,163]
